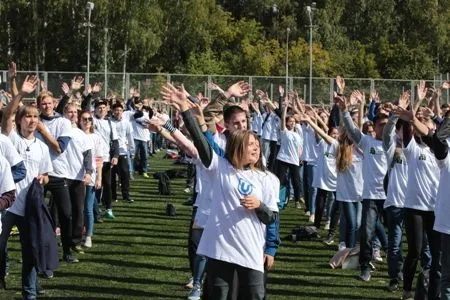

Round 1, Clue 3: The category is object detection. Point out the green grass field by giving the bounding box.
[2,154,404,299]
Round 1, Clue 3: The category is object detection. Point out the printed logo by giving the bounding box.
[419,154,426,161]
[237,178,253,196]
[369,147,376,155]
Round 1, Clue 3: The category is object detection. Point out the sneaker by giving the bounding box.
[184,187,193,194]
[324,221,330,230]
[369,262,376,271]
[305,211,311,217]
[299,197,305,204]
[388,279,399,292]
[295,201,301,209]
[72,245,85,254]
[104,209,115,220]
[338,242,346,251]
[184,277,193,289]
[359,269,371,281]
[402,290,414,300]
[143,173,150,179]
[309,214,315,223]
[84,236,92,248]
[94,216,104,223]
[323,233,335,245]
[373,248,383,262]
[63,253,79,263]
[126,198,134,203]
[187,284,201,300]
[114,199,118,202]
[0,277,6,290]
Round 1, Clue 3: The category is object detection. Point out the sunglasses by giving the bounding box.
[82,117,93,122]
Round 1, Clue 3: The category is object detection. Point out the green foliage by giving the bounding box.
[0,0,448,78]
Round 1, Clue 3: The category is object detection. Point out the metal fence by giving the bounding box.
[1,71,449,105]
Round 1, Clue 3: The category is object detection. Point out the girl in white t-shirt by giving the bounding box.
[299,113,338,230]
[78,111,103,248]
[274,103,303,208]
[1,79,53,299]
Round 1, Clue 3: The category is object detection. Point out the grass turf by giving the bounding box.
[2,153,404,299]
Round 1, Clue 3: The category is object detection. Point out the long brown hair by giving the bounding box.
[225,130,263,170]
[336,128,354,172]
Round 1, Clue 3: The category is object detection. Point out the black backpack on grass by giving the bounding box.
[158,173,171,195]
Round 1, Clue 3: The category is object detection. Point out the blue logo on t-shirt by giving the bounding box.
[238,178,253,196]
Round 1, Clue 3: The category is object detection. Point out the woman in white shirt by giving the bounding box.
[274,103,302,208]
[0,75,53,299]
[162,83,279,300]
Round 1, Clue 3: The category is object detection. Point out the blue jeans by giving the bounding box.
[191,229,207,286]
[385,206,404,280]
[128,151,134,175]
[84,186,96,237]
[359,199,385,271]
[340,202,361,248]
[303,163,317,214]
[372,218,388,250]
[289,164,304,199]
[262,139,271,163]
[134,139,148,173]
[442,233,450,300]
[0,212,38,298]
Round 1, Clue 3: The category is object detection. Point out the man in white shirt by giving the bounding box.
[111,102,135,203]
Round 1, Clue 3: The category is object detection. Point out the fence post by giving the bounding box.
[249,76,253,97]
[329,78,334,105]
[410,80,415,106]
[447,73,449,104]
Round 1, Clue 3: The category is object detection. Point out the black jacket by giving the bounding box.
[25,179,59,273]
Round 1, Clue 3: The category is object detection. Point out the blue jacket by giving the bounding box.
[203,130,281,257]
[25,179,59,273]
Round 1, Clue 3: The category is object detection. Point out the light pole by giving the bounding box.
[306,2,316,105]
[85,2,95,86]
[285,27,290,91]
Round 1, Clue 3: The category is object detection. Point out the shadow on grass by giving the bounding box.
[79,257,189,272]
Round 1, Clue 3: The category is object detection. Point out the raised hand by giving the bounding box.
[160,82,190,111]
[393,106,413,122]
[207,82,223,92]
[441,81,450,90]
[382,102,397,113]
[370,89,380,103]
[336,76,345,94]
[278,85,285,97]
[61,82,70,95]
[416,80,427,101]
[350,90,364,105]
[398,90,411,109]
[21,75,38,95]
[92,82,102,93]
[334,92,348,111]
[71,76,84,90]
[8,62,17,79]
[226,81,250,98]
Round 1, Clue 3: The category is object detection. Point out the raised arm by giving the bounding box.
[300,114,335,145]
[1,75,38,135]
[8,62,19,98]
[335,94,363,144]
[382,115,398,151]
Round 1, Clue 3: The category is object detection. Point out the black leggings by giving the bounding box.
[314,188,335,229]
[274,160,301,202]
[96,162,112,210]
[111,155,131,201]
[403,208,441,298]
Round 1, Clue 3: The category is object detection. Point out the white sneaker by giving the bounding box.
[295,201,301,209]
[338,242,346,251]
[84,236,92,248]
[324,221,330,230]
[309,214,315,223]
[305,211,311,216]
[373,249,383,262]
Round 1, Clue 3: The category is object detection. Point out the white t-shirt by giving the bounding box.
[403,138,439,211]
[384,145,408,209]
[312,139,337,191]
[301,124,319,165]
[213,132,227,151]
[261,112,274,141]
[8,131,53,216]
[65,128,94,181]
[197,152,279,273]
[277,129,303,166]
[251,113,263,136]
[358,135,389,200]
[0,133,23,168]
[434,149,450,234]
[270,115,280,142]
[85,133,104,186]
[132,111,151,142]
[93,117,118,163]
[37,116,72,177]
[193,161,212,229]
[0,156,15,195]
[112,117,134,155]
[336,146,364,202]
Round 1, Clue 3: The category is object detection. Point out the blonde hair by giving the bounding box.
[336,128,353,172]
[225,130,262,170]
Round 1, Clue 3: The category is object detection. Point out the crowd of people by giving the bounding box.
[0,60,450,300]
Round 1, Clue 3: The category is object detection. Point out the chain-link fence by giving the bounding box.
[1,71,449,105]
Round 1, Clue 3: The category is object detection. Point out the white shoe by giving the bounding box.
[309,214,315,223]
[324,221,330,230]
[305,211,311,216]
[373,249,383,262]
[338,242,346,251]
[84,236,92,248]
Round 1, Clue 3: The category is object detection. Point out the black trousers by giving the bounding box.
[314,189,336,229]
[403,208,441,298]
[206,259,264,300]
[46,176,72,254]
[274,159,302,201]
[111,155,131,201]
[96,162,112,210]
[67,179,86,246]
